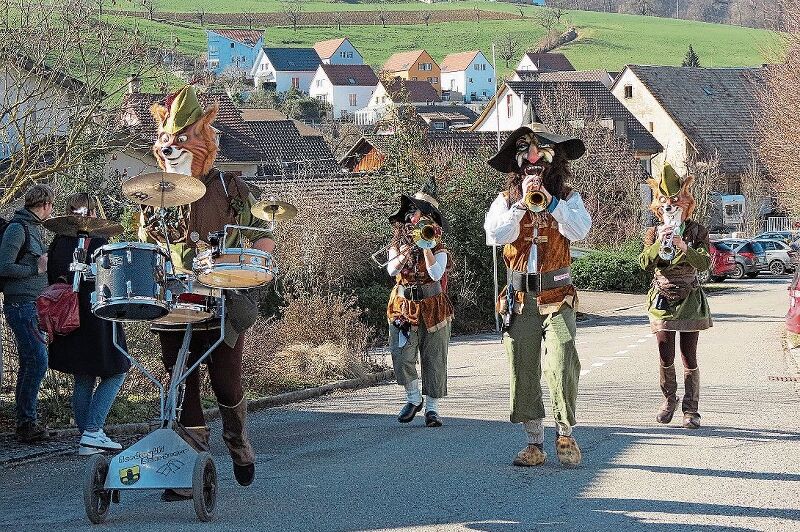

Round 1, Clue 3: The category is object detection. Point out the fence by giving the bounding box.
[763,216,800,233]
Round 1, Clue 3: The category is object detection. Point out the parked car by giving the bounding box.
[699,241,737,283]
[719,239,767,279]
[754,231,798,244]
[753,238,796,275]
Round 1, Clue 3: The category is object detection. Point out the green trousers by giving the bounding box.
[503,294,580,426]
[389,316,451,398]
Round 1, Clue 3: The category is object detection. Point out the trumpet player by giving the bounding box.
[484,123,590,468]
[639,164,711,430]
[385,182,453,427]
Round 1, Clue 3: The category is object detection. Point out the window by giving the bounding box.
[412,76,417,81]
[468,77,473,83]
[209,59,220,68]
[230,42,235,49]
[291,77,300,89]
[316,79,322,87]
[648,121,654,132]
[481,64,486,71]
[624,85,633,99]
[349,93,358,107]
[474,64,480,71]
[420,63,432,71]
[488,77,492,83]
[433,121,446,130]
[427,77,432,82]
[506,94,513,118]
[433,76,438,83]
[340,51,346,58]
[346,51,353,59]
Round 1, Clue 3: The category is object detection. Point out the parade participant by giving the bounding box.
[0,184,54,442]
[141,85,274,498]
[386,181,453,427]
[639,163,711,429]
[484,123,590,467]
[47,193,130,455]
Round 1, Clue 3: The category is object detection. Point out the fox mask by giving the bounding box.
[150,101,219,178]
[647,173,696,223]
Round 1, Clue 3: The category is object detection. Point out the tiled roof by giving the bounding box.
[516,69,613,86]
[261,47,321,71]
[415,105,479,123]
[441,51,480,73]
[208,29,264,47]
[313,38,347,60]
[523,52,575,72]
[383,50,427,72]
[506,80,663,154]
[624,65,765,173]
[247,120,337,176]
[320,64,378,87]
[383,77,441,103]
[119,91,262,162]
[240,108,322,136]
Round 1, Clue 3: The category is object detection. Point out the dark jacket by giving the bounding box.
[0,208,48,303]
[46,235,130,377]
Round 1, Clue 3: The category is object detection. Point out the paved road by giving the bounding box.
[1,278,798,531]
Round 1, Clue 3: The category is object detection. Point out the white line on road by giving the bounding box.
[615,350,629,355]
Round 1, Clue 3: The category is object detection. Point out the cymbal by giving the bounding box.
[251,198,298,222]
[43,215,124,238]
[122,172,206,208]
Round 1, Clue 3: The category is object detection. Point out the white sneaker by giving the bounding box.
[80,430,123,451]
[78,445,104,456]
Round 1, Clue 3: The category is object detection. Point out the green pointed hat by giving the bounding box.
[162,85,203,134]
[660,163,682,197]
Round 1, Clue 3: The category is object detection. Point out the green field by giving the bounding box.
[118,0,538,14]
[109,5,783,76]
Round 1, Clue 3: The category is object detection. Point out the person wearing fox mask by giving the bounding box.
[385,180,453,427]
[639,163,711,430]
[484,123,591,468]
[139,85,274,499]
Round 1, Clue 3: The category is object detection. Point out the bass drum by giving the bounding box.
[91,243,171,321]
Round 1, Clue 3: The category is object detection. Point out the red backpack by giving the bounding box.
[36,283,80,342]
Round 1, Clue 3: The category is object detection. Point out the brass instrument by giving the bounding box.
[524,190,548,213]
[371,218,441,267]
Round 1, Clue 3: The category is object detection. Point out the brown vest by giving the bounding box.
[386,243,454,331]
[501,191,576,306]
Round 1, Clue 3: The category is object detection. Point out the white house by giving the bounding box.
[309,64,378,119]
[610,64,764,191]
[440,50,495,103]
[313,38,364,65]
[250,47,322,94]
[355,77,441,125]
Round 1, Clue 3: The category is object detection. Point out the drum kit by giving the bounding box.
[43,172,297,523]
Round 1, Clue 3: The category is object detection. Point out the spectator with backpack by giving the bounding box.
[46,193,129,455]
[0,184,54,442]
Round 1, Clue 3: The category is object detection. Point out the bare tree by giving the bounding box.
[422,12,431,26]
[333,11,345,32]
[243,12,256,30]
[140,0,155,21]
[377,10,388,28]
[282,1,303,32]
[195,8,205,26]
[497,33,520,68]
[0,0,161,206]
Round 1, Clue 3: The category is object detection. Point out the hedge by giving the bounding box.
[571,248,652,293]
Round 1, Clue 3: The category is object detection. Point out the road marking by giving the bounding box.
[615,350,629,355]
[580,369,591,376]
[591,362,606,367]
[626,344,638,348]
[637,338,648,343]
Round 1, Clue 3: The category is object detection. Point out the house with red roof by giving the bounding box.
[309,64,378,119]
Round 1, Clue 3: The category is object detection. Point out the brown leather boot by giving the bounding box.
[513,444,547,467]
[219,398,256,486]
[162,425,210,502]
[682,367,701,429]
[656,364,679,424]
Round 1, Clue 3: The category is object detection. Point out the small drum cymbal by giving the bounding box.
[43,215,124,238]
[122,172,206,208]
[251,198,298,222]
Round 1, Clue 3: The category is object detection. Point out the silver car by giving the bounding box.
[754,239,796,275]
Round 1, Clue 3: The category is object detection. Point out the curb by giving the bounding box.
[1,369,394,466]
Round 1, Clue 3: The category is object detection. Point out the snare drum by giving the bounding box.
[91,242,171,321]
[152,276,220,326]
[197,248,276,289]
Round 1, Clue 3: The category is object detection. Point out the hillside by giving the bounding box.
[109,3,783,77]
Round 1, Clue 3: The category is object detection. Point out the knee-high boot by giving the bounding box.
[682,367,701,429]
[656,364,678,424]
[219,398,256,486]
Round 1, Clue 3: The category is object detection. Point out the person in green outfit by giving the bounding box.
[639,163,712,430]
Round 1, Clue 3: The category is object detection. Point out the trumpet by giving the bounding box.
[524,190,548,213]
[370,218,441,267]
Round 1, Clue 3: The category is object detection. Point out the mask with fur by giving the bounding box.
[647,174,696,223]
[150,101,219,178]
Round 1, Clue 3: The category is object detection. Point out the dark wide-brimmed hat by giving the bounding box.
[388,179,447,229]
[487,122,586,174]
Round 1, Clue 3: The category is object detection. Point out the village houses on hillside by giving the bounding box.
[381,50,442,95]
[440,51,495,103]
[251,47,322,93]
[313,38,364,65]
[309,64,379,119]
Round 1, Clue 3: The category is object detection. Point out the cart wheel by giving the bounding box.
[83,454,111,524]
[192,452,217,522]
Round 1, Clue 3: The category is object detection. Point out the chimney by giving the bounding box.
[127,74,141,94]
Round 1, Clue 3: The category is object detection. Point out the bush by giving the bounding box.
[572,248,652,293]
